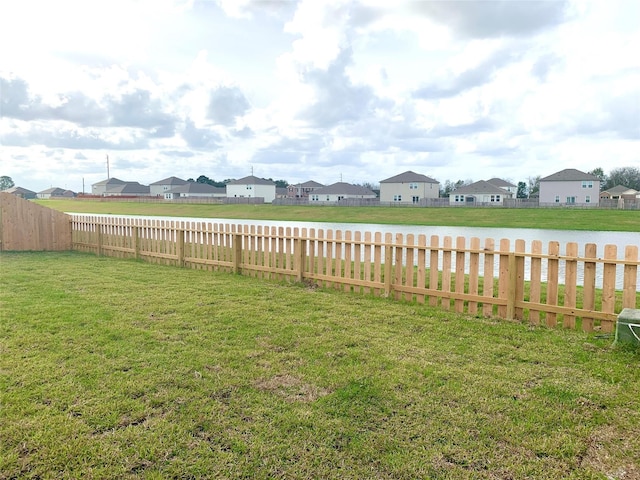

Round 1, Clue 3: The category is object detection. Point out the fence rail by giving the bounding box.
[71,215,639,333]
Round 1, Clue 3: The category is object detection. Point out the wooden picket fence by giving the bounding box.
[71,215,639,333]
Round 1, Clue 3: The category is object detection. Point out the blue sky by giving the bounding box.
[1,0,639,193]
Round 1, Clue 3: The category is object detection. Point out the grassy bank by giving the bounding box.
[36,199,640,231]
[1,251,638,479]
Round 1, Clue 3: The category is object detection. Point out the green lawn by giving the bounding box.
[1,251,639,479]
[36,199,640,231]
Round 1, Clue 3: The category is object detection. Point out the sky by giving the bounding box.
[1,0,639,193]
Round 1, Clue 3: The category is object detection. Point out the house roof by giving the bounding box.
[228,175,275,186]
[540,169,600,182]
[380,171,439,184]
[292,180,324,188]
[3,186,36,195]
[150,176,188,186]
[106,183,150,194]
[92,177,126,186]
[602,185,637,195]
[486,178,516,188]
[38,187,66,195]
[167,183,225,194]
[452,180,512,195]
[313,182,376,196]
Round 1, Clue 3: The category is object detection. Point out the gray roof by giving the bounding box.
[486,178,516,188]
[167,183,225,194]
[38,187,66,195]
[293,180,324,188]
[92,177,126,186]
[380,171,439,184]
[452,180,512,195]
[540,169,600,182]
[228,175,276,186]
[313,182,376,196]
[150,176,188,186]
[4,186,36,195]
[106,183,150,194]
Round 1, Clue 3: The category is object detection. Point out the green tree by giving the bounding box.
[516,181,527,198]
[527,176,541,198]
[587,167,607,190]
[604,167,640,191]
[0,175,15,191]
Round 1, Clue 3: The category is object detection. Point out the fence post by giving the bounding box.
[132,226,140,260]
[506,252,516,320]
[296,237,306,283]
[176,229,185,267]
[623,245,638,309]
[96,221,103,256]
[233,233,242,274]
[384,232,393,297]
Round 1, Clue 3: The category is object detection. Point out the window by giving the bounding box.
[582,181,593,189]
[246,185,252,190]
[585,195,591,203]
[454,195,464,202]
[566,196,576,204]
[412,196,419,204]
[311,195,318,201]
[555,195,560,203]
[409,183,418,190]
[393,195,402,201]
[490,195,501,202]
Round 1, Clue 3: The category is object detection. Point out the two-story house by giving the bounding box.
[539,169,600,206]
[379,171,440,204]
[226,176,276,203]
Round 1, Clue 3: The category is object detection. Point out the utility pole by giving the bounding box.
[106,154,110,179]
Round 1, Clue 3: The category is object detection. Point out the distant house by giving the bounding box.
[486,178,517,195]
[37,187,70,199]
[539,168,600,206]
[600,185,638,202]
[150,176,188,197]
[287,180,324,198]
[379,171,440,204]
[104,182,151,196]
[92,178,126,196]
[226,176,276,203]
[309,182,377,203]
[164,183,226,200]
[3,186,36,199]
[449,180,514,205]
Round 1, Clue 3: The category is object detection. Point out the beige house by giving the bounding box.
[92,178,126,196]
[37,187,73,199]
[379,171,440,204]
[226,176,276,203]
[449,180,514,205]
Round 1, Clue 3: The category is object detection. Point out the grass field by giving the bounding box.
[36,199,640,232]
[2,251,639,479]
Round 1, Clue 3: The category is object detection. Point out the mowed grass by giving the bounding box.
[36,199,640,231]
[1,252,639,479]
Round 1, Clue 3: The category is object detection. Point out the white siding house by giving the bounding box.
[449,180,513,205]
[150,176,188,197]
[92,178,126,196]
[309,182,377,203]
[226,176,276,203]
[164,183,226,199]
[379,171,440,204]
[539,169,600,206]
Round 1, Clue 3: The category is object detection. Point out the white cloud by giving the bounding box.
[1,0,638,193]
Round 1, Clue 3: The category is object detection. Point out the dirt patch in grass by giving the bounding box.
[255,374,330,403]
[581,425,640,480]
